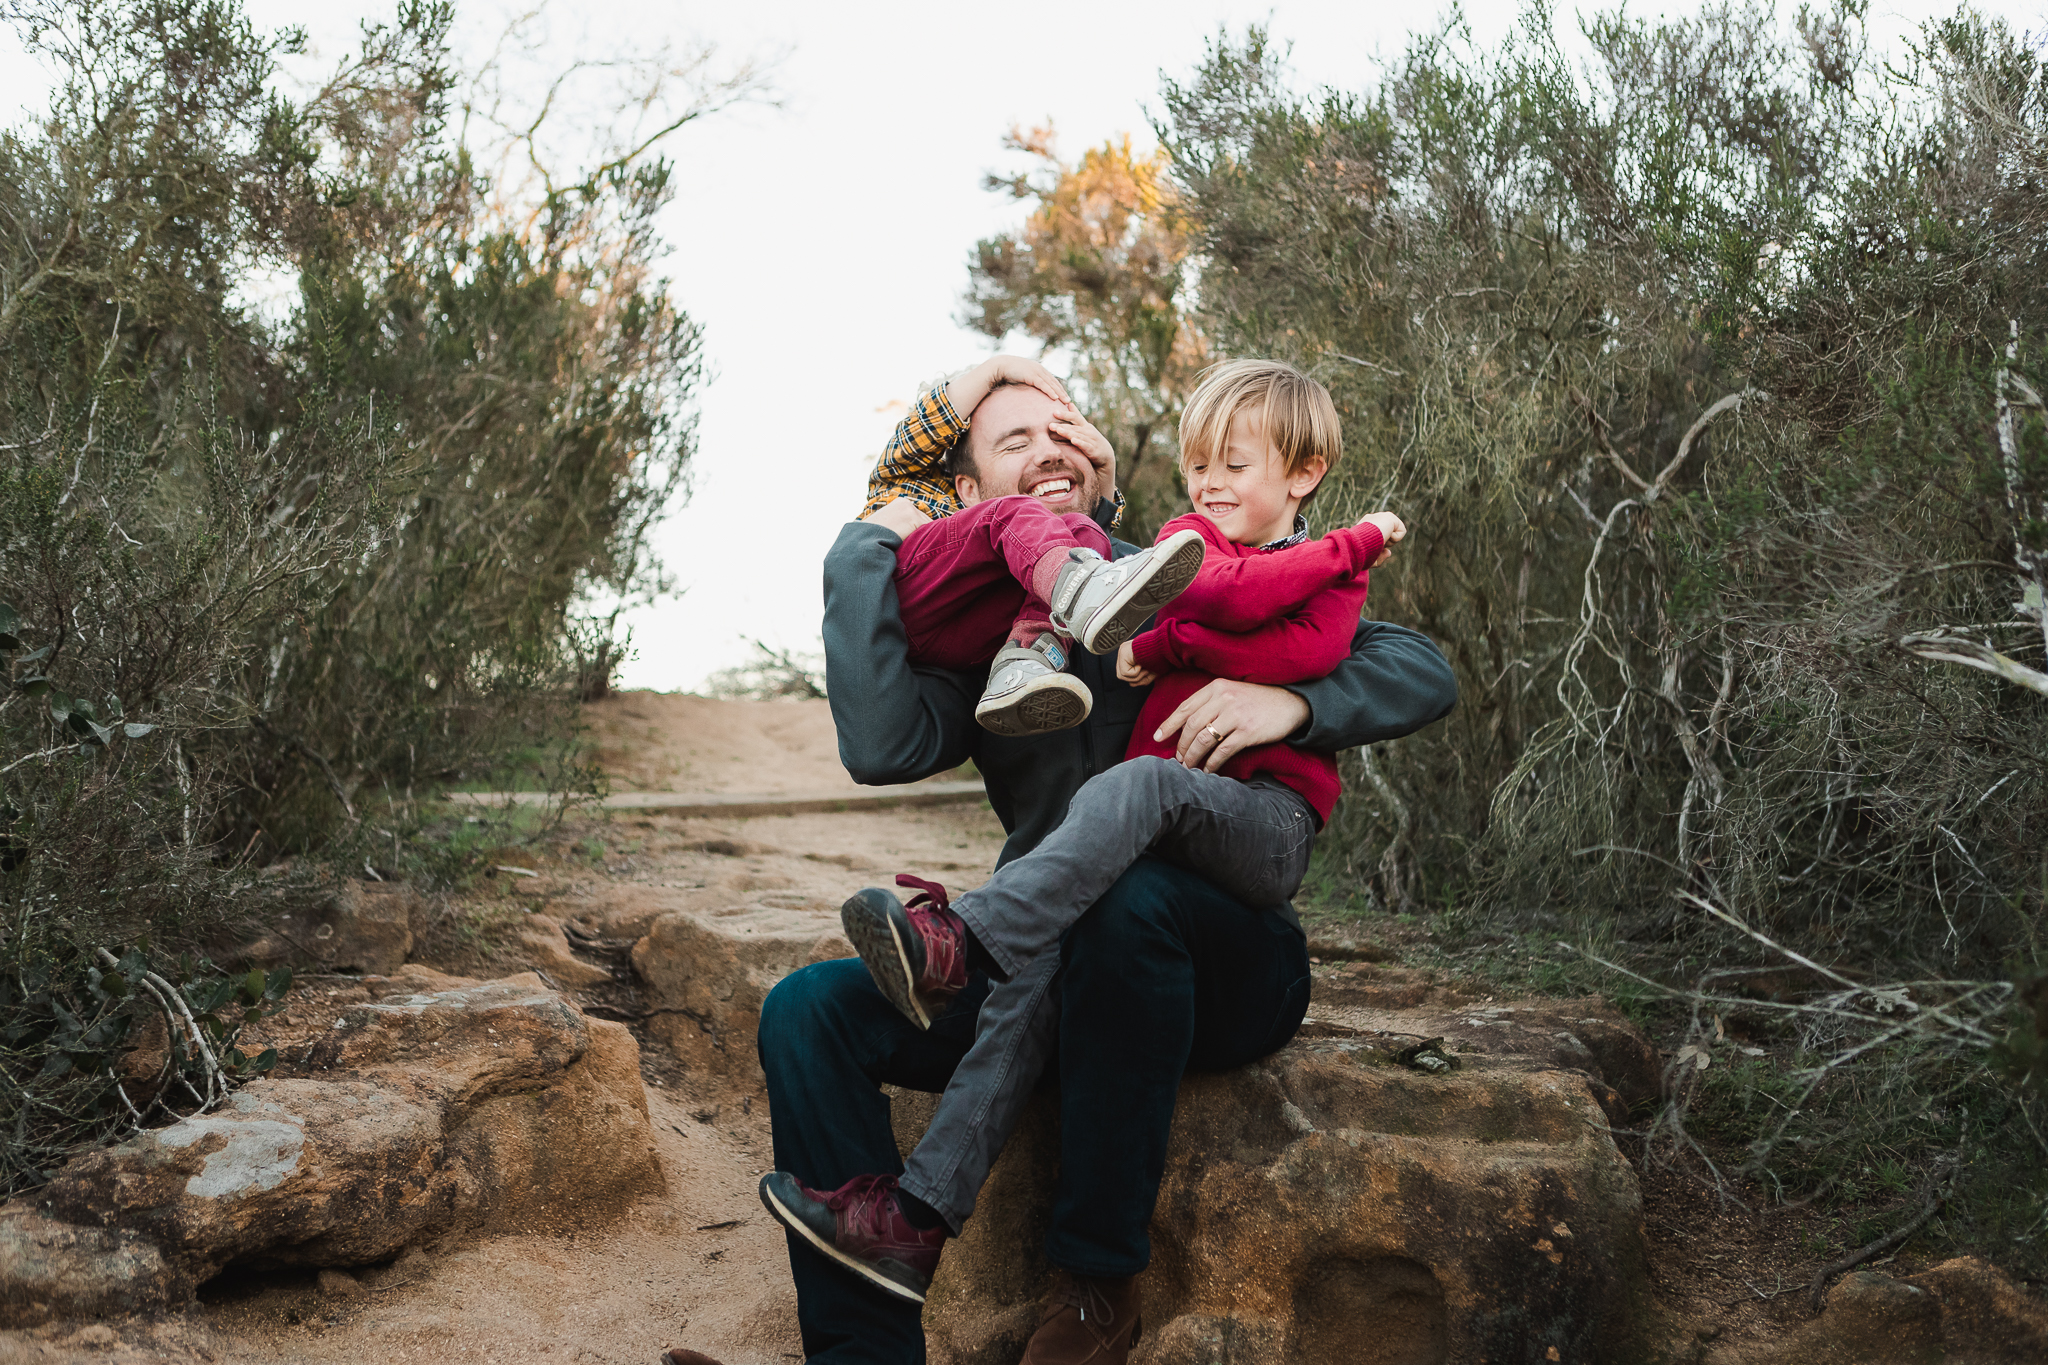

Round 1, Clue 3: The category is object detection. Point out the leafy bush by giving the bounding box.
[981,0,2048,1266]
[0,0,711,1187]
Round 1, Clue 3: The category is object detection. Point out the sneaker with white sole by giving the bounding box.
[840,879,969,1030]
[1047,527,1207,655]
[758,1171,945,1304]
[975,636,1091,737]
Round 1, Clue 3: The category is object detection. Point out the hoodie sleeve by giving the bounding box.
[821,520,978,784]
[1283,617,1458,749]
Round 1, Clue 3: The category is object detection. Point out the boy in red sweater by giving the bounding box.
[760,359,1406,1305]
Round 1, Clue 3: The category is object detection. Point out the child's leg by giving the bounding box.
[892,497,1109,670]
[947,756,1316,983]
[893,767,1316,1232]
[1002,510,1115,649]
[897,950,1059,1232]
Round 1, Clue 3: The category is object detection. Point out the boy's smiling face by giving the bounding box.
[1185,408,1328,545]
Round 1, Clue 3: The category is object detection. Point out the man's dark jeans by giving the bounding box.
[757,855,1312,1365]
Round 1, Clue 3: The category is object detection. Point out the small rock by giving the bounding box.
[514,913,615,990]
[316,1268,361,1297]
[239,880,423,975]
[633,908,852,1084]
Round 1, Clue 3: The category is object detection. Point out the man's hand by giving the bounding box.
[1358,511,1407,568]
[1050,409,1116,498]
[868,496,931,540]
[1153,678,1311,772]
[948,355,1069,418]
[1116,640,1156,686]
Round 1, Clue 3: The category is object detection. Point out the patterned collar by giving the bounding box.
[1258,515,1311,551]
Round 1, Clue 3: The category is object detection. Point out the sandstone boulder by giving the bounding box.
[900,1024,1654,1365]
[238,880,424,976]
[1710,1257,2048,1365]
[0,975,659,1325]
[631,905,850,1083]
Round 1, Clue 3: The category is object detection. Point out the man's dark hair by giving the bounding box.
[943,432,977,485]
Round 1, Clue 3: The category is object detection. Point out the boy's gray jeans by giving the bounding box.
[896,754,1315,1231]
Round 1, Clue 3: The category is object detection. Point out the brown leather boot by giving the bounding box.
[1020,1271,1142,1364]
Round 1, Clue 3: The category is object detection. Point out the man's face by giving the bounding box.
[954,385,1102,516]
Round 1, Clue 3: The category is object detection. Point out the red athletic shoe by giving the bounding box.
[840,875,969,1029]
[758,1171,946,1303]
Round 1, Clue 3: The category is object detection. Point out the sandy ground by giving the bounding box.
[585,693,970,796]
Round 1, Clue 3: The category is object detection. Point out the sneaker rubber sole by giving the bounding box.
[841,889,932,1029]
[1074,527,1207,655]
[758,1172,931,1305]
[975,669,1091,737]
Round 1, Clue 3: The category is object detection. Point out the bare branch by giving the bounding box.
[1898,633,2048,699]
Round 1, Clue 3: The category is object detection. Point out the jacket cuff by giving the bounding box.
[1130,627,1176,675]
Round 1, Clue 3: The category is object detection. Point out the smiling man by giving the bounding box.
[702,358,1459,1365]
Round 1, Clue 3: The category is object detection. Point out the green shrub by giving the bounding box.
[0,0,704,1186]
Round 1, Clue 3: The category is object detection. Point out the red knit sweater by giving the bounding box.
[1124,512,1383,824]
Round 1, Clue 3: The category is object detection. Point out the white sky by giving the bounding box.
[4,1,2042,692]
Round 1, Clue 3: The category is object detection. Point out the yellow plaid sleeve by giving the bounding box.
[860,386,968,521]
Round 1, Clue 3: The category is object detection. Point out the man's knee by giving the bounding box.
[1063,856,1188,960]
[758,958,866,1069]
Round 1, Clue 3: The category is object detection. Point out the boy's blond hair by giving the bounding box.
[1176,359,1342,507]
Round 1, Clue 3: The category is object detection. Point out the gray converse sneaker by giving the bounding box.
[1047,527,1207,655]
[975,636,1091,737]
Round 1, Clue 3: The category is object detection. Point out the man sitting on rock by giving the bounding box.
[663,361,1456,1365]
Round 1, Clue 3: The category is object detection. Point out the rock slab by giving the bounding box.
[1709,1257,2048,1365]
[0,975,660,1325]
[632,905,850,1084]
[899,1027,1653,1365]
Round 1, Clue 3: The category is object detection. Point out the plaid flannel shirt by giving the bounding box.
[860,385,1125,530]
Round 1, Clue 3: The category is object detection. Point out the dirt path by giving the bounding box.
[195,795,1005,1365]
[204,692,1005,1365]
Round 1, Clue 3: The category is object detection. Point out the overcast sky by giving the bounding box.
[5,1,2042,692]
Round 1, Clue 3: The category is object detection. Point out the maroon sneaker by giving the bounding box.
[758,1171,945,1303]
[840,875,969,1029]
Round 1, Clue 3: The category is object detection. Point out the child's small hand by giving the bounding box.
[1358,511,1407,567]
[1051,409,1116,491]
[948,355,1070,416]
[1116,640,1156,686]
